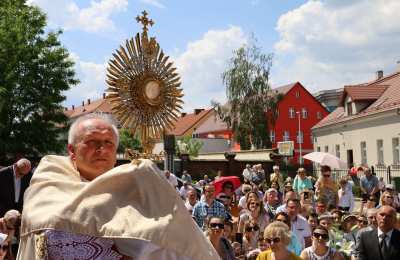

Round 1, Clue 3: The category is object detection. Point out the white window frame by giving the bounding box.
[335,144,340,158]
[392,138,400,164]
[360,141,367,165]
[295,91,300,98]
[270,130,276,144]
[377,139,384,165]
[283,131,290,141]
[289,107,295,118]
[302,108,308,119]
[297,131,303,144]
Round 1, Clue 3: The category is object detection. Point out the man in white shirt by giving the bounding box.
[164,170,178,189]
[286,198,311,249]
[184,189,198,214]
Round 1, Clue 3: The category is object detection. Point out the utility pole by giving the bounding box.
[296,111,302,165]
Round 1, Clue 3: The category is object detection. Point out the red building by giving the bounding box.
[270,82,329,165]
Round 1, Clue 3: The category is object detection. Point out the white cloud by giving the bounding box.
[272,0,400,92]
[139,0,165,9]
[173,26,247,111]
[27,0,128,33]
[64,53,108,107]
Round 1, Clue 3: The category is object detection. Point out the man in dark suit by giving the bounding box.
[356,205,400,260]
[0,158,32,217]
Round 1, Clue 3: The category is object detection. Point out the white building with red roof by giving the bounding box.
[312,70,400,168]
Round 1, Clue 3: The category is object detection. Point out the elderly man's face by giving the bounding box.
[16,162,31,178]
[68,119,117,180]
[376,206,396,232]
[266,191,278,205]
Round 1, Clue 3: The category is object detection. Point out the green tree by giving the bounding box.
[0,0,78,160]
[176,136,203,158]
[118,129,142,153]
[213,39,281,150]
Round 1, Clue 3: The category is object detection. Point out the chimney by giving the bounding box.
[376,70,383,80]
[82,101,84,106]
[181,112,187,117]
[72,105,75,110]
[103,93,106,99]
[87,99,91,105]
[194,108,204,115]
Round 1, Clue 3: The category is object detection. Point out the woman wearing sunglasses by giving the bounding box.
[206,217,236,260]
[256,221,302,260]
[300,225,344,260]
[238,198,269,249]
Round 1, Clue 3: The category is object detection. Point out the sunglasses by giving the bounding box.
[385,196,394,199]
[224,186,233,190]
[358,220,368,225]
[323,175,331,178]
[0,245,9,250]
[209,223,224,229]
[219,195,231,199]
[313,232,329,241]
[265,237,281,244]
[250,202,260,206]
[368,198,375,201]
[245,225,259,232]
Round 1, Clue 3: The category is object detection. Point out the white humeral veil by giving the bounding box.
[17,155,219,259]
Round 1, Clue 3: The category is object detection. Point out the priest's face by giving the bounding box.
[68,118,117,180]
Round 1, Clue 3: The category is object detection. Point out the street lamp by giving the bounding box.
[296,111,302,165]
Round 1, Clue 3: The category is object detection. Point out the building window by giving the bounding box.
[347,102,353,115]
[317,146,321,152]
[297,131,303,144]
[289,108,295,118]
[360,141,367,165]
[392,138,400,164]
[270,130,275,144]
[295,91,300,98]
[324,146,328,153]
[302,108,308,119]
[377,139,384,165]
[283,131,290,141]
[311,135,314,144]
[335,144,340,158]
[317,111,322,119]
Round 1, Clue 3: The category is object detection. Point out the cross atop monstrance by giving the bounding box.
[136,10,154,33]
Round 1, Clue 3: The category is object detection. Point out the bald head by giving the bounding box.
[15,158,31,178]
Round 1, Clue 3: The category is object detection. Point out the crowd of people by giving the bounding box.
[0,112,400,259]
[170,164,400,259]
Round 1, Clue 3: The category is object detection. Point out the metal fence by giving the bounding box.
[313,164,400,185]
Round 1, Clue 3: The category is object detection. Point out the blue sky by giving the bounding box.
[27,0,400,112]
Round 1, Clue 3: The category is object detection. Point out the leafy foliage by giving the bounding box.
[213,39,281,150]
[118,129,142,153]
[0,0,78,160]
[176,136,203,158]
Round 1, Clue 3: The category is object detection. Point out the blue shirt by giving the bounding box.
[192,200,227,229]
[360,175,378,194]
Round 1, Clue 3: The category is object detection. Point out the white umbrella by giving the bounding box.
[303,152,347,169]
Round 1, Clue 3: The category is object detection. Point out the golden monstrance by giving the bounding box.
[106,11,183,159]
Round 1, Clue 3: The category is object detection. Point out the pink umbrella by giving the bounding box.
[303,152,347,169]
